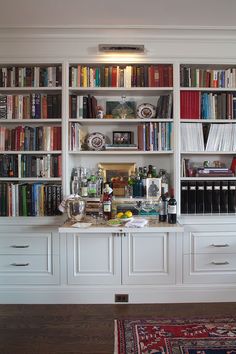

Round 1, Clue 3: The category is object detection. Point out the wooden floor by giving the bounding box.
[1,303,236,354]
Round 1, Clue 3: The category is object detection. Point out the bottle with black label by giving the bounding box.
[167,193,177,224]
[159,193,168,222]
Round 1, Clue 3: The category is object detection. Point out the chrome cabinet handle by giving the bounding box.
[211,261,229,265]
[11,245,30,248]
[11,263,30,267]
[211,244,229,248]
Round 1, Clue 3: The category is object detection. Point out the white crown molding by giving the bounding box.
[1,25,236,40]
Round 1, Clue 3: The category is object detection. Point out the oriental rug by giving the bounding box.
[114,317,236,354]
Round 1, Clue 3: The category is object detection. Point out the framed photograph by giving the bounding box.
[146,177,162,199]
[112,131,132,145]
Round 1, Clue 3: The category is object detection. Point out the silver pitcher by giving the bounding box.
[66,195,86,222]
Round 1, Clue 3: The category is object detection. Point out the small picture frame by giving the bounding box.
[113,131,132,145]
[146,177,162,199]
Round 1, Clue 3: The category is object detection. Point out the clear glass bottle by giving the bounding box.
[159,169,169,195]
[87,175,97,197]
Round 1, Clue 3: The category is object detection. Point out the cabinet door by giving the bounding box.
[122,232,176,285]
[67,232,121,285]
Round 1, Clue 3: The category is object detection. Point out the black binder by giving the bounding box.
[220,181,228,213]
[228,181,236,213]
[196,181,204,214]
[212,181,220,214]
[188,181,196,214]
[204,181,213,214]
[181,181,188,214]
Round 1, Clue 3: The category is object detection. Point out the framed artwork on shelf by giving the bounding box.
[98,162,136,184]
[112,131,133,145]
[106,101,136,119]
[146,177,162,199]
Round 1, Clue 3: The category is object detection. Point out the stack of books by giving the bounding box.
[196,167,234,177]
[105,144,138,151]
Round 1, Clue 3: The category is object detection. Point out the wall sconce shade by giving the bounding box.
[98,44,144,53]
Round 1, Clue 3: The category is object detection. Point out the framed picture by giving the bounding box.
[146,177,162,199]
[98,162,136,184]
[106,101,136,118]
[112,131,132,145]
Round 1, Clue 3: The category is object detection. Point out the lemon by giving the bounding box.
[125,210,133,218]
[116,212,124,219]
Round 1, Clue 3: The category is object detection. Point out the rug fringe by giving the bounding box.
[114,319,118,354]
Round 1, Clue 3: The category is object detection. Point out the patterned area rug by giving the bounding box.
[114,318,236,354]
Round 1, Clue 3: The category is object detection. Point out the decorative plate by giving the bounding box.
[137,103,156,118]
[86,132,106,151]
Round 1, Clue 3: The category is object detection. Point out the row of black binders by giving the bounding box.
[181,180,236,214]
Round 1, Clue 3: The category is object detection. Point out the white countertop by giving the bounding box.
[59,218,184,233]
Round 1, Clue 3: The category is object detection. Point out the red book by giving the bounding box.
[111,66,117,87]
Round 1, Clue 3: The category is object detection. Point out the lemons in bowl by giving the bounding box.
[116,210,133,221]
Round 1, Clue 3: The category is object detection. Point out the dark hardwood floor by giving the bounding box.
[1,303,236,354]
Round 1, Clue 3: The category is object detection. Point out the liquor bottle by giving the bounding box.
[87,175,97,197]
[80,177,88,197]
[151,166,158,178]
[167,192,177,224]
[147,165,153,178]
[159,169,169,195]
[71,170,79,195]
[159,193,168,222]
[102,183,113,220]
[133,173,144,197]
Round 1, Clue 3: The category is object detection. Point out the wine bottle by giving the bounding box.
[167,193,177,224]
[159,194,168,222]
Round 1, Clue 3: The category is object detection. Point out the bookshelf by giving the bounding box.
[66,62,175,197]
[0,63,63,217]
[179,63,236,216]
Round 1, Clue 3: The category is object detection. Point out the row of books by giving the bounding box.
[0,94,61,120]
[0,154,62,178]
[0,126,62,151]
[137,122,173,151]
[21,154,62,178]
[181,180,236,214]
[0,66,62,87]
[180,91,236,119]
[0,182,62,217]
[69,64,173,88]
[70,94,97,119]
[180,66,236,88]
[181,123,236,152]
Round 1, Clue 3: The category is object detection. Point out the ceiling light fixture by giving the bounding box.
[98,44,145,54]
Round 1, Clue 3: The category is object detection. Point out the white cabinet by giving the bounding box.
[67,232,121,285]
[0,231,60,285]
[67,230,176,286]
[183,225,236,284]
[122,231,175,285]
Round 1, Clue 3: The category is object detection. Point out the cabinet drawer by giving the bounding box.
[183,253,236,284]
[192,253,236,271]
[0,233,53,255]
[0,254,59,285]
[188,232,236,254]
[0,254,52,272]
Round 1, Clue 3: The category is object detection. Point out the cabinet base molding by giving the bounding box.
[0,285,235,304]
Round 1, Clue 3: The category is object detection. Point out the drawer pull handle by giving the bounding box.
[211,261,229,265]
[11,263,30,267]
[211,244,229,248]
[11,245,30,248]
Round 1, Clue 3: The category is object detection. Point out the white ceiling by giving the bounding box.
[0,0,236,28]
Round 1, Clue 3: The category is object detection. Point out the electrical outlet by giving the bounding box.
[115,294,129,303]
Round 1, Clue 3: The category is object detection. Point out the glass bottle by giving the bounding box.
[133,173,143,197]
[152,166,158,177]
[102,183,113,220]
[71,170,79,195]
[80,176,88,197]
[87,175,97,197]
[159,193,168,222]
[147,165,153,178]
[167,191,177,224]
[159,169,169,195]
